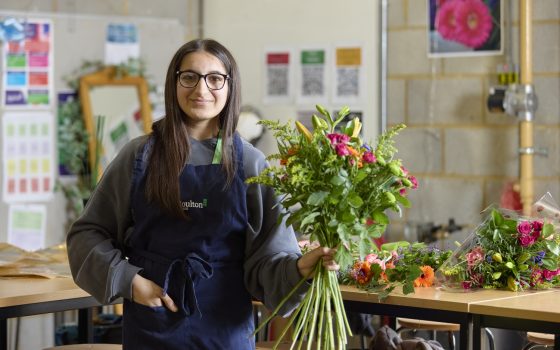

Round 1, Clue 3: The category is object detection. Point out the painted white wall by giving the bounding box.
[203,0,380,156]
[0,9,186,350]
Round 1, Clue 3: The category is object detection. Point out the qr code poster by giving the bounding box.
[332,46,363,105]
[296,47,329,106]
[264,49,293,104]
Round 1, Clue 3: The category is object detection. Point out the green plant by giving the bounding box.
[56,58,146,228]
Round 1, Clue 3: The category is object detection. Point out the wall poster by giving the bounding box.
[428,0,503,57]
[1,18,54,108]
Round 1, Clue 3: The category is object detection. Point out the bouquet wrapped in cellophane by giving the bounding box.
[436,192,560,291]
[246,105,417,349]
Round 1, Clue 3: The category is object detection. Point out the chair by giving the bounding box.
[522,332,555,349]
[396,318,495,350]
[43,345,121,350]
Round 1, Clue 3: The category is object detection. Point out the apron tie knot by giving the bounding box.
[162,253,213,317]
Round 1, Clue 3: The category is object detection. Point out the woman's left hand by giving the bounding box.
[297,246,339,279]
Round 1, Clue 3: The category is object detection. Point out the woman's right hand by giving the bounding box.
[131,274,178,312]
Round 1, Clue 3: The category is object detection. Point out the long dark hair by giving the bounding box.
[146,39,241,218]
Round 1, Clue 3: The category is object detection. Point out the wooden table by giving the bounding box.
[0,277,100,350]
[470,290,560,349]
[341,285,558,350]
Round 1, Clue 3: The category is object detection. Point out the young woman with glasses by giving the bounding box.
[66,38,338,350]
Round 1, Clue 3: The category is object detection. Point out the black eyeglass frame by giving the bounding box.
[176,70,230,90]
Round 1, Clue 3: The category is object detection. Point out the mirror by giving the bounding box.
[79,66,152,176]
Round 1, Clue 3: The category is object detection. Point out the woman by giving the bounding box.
[67,38,337,350]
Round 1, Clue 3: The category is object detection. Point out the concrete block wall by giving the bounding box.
[385,0,560,242]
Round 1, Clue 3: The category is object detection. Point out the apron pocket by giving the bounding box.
[127,300,181,333]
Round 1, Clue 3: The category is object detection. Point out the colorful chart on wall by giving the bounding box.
[428,0,503,57]
[2,112,55,202]
[1,18,54,108]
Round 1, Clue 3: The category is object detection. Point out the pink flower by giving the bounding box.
[435,0,459,40]
[365,253,378,264]
[365,253,386,270]
[531,220,543,232]
[399,166,408,176]
[327,133,350,145]
[335,143,350,156]
[517,221,532,235]
[542,269,560,281]
[518,233,536,247]
[465,246,484,267]
[362,151,376,163]
[454,0,493,48]
[408,175,418,189]
[461,281,471,289]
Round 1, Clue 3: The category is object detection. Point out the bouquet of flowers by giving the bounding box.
[437,193,560,291]
[340,242,452,301]
[247,105,417,349]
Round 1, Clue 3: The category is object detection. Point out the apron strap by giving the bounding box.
[130,247,213,318]
[211,130,223,165]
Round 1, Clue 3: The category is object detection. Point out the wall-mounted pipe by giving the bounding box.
[519,0,534,215]
[378,0,388,135]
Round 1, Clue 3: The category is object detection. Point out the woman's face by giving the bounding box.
[176,51,229,131]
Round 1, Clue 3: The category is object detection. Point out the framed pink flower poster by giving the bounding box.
[428,0,503,57]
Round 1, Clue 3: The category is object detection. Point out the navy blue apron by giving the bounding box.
[123,134,254,350]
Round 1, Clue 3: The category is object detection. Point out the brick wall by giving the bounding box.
[385,0,560,244]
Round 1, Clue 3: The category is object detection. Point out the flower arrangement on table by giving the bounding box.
[340,242,452,301]
[246,105,417,349]
[437,193,560,291]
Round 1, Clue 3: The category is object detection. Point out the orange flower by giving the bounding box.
[280,147,299,166]
[287,147,298,156]
[380,261,395,282]
[352,261,373,285]
[346,146,360,157]
[413,265,435,287]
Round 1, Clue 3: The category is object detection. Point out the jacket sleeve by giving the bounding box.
[242,141,308,316]
[66,137,146,304]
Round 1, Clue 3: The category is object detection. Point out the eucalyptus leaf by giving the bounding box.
[545,240,560,256]
[307,191,329,206]
[542,223,555,238]
[347,193,364,208]
[301,212,321,227]
[372,211,389,225]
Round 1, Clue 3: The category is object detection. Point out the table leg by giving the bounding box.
[77,308,94,343]
[460,315,472,350]
[1,318,7,350]
[472,315,481,350]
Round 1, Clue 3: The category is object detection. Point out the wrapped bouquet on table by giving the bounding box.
[437,192,560,291]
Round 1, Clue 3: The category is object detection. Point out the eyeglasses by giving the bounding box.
[176,70,229,90]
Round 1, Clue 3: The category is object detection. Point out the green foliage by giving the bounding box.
[247,105,417,270]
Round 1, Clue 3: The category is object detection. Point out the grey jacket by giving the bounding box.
[66,134,305,315]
